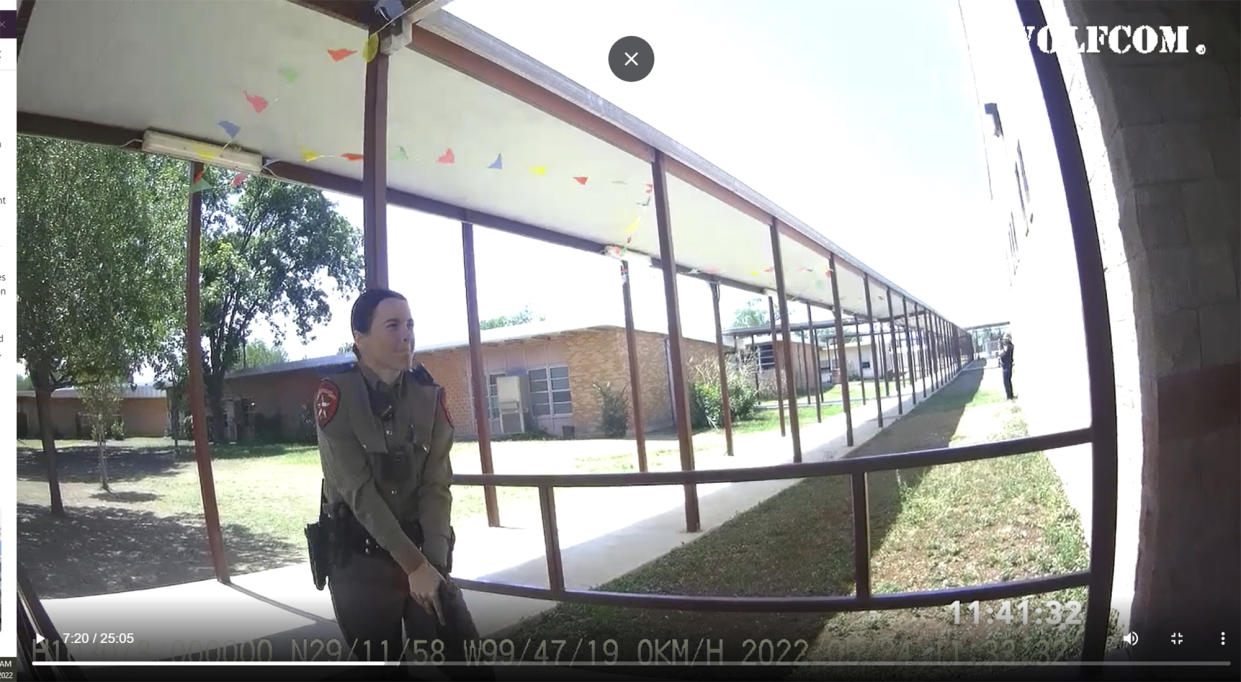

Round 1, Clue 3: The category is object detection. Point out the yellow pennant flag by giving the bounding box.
[191,143,221,161]
[530,166,547,176]
[363,34,380,63]
[301,149,323,162]
[625,217,640,234]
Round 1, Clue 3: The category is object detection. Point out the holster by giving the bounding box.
[304,480,332,590]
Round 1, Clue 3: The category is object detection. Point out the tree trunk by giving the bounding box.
[206,374,228,444]
[32,376,65,516]
[97,437,110,492]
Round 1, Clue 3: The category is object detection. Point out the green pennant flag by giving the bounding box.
[190,177,212,193]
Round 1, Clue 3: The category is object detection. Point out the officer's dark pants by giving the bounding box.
[329,551,490,680]
[1002,366,1014,399]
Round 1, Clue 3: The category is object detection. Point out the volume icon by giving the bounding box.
[1123,631,1139,646]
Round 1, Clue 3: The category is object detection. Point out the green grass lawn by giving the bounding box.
[494,370,1120,676]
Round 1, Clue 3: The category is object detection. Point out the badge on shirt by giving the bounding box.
[316,380,341,427]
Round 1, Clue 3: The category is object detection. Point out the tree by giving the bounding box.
[242,338,288,369]
[18,136,185,515]
[17,374,33,390]
[480,305,543,330]
[337,342,355,356]
[732,298,768,328]
[197,169,363,442]
[151,330,189,454]
[80,376,127,492]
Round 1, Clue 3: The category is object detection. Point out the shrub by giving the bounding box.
[593,382,630,438]
[106,419,125,441]
[687,357,762,429]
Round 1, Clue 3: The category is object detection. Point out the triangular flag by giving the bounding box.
[645,183,653,194]
[488,153,502,169]
[438,148,455,164]
[278,67,299,83]
[612,180,627,185]
[764,267,774,273]
[244,91,269,114]
[363,34,380,63]
[391,146,409,161]
[687,268,699,275]
[815,279,826,290]
[706,268,718,274]
[530,166,547,176]
[573,176,588,185]
[301,149,323,162]
[342,153,364,161]
[218,120,241,139]
[625,235,633,244]
[231,172,248,188]
[328,48,356,62]
[625,217,640,234]
[189,170,210,193]
[750,270,760,277]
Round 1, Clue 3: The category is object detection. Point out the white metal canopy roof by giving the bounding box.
[17,0,952,329]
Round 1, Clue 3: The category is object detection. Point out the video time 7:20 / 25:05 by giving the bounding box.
[952,599,1085,626]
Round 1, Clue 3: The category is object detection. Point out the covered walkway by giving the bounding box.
[36,362,977,664]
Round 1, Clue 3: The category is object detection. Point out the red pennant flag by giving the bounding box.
[645,183,653,194]
[764,267,774,273]
[437,148,455,164]
[573,176,588,185]
[342,153,364,161]
[231,172,248,188]
[193,169,204,184]
[328,48,357,61]
[244,91,269,114]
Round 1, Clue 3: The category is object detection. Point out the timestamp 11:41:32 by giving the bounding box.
[951,599,1085,626]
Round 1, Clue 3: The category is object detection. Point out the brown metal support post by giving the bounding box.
[710,281,734,457]
[186,162,229,585]
[828,254,853,447]
[904,299,918,405]
[361,47,389,289]
[751,333,760,391]
[863,275,883,428]
[854,321,866,405]
[880,327,890,398]
[956,324,963,372]
[620,260,648,472]
[462,223,500,527]
[769,219,802,463]
[538,485,565,595]
[888,287,903,415]
[651,150,700,533]
[807,303,822,423]
[800,329,812,407]
[768,296,786,437]
[851,472,872,599]
[918,307,929,398]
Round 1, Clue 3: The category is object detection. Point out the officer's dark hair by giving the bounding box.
[349,288,408,357]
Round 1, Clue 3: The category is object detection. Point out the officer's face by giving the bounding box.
[355,297,415,373]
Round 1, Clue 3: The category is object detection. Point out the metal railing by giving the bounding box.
[452,407,1095,614]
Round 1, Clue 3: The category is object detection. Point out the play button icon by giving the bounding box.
[609,36,654,82]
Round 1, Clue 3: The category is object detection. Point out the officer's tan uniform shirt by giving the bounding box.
[315,361,454,575]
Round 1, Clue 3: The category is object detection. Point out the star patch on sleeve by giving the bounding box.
[315,380,341,428]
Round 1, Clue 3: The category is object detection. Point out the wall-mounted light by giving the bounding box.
[142,130,263,174]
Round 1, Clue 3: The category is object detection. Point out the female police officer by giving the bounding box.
[315,287,483,670]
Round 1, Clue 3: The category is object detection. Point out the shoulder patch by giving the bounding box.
[438,389,454,429]
[315,379,341,428]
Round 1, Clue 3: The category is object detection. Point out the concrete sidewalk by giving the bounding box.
[38,365,976,664]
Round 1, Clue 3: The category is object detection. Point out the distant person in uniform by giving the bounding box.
[999,333,1015,400]
[315,288,486,676]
